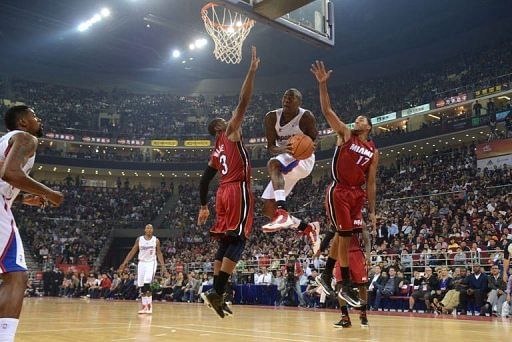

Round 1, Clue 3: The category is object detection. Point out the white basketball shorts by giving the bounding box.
[262,153,315,199]
[137,261,157,287]
[0,197,27,273]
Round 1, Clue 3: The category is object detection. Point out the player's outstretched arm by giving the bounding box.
[118,237,139,272]
[367,149,379,232]
[310,61,351,142]
[156,238,168,276]
[198,161,218,225]
[0,132,63,207]
[226,46,260,140]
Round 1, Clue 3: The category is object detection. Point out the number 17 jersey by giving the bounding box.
[331,135,376,187]
[210,131,251,184]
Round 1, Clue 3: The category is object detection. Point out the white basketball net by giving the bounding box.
[202,2,255,64]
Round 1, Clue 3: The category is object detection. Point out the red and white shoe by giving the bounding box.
[146,304,152,314]
[262,209,294,232]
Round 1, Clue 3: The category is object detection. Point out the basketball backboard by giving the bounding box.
[215,0,334,47]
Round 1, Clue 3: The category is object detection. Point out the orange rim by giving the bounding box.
[201,2,255,30]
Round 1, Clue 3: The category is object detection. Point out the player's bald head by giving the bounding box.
[284,88,302,103]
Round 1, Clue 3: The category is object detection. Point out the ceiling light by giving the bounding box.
[172,50,181,58]
[100,8,111,17]
[189,43,196,50]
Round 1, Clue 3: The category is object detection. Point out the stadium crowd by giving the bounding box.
[1,41,511,141]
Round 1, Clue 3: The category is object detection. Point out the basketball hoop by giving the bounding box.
[201,2,255,64]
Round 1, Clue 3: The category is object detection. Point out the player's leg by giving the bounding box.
[350,248,369,326]
[358,286,369,327]
[316,232,338,297]
[333,283,351,328]
[337,191,365,307]
[202,239,229,318]
[142,262,157,314]
[0,223,29,342]
[137,263,149,314]
[263,154,315,231]
[0,272,28,341]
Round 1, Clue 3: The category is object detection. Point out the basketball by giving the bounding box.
[289,134,314,160]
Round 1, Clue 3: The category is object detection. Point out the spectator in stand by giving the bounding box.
[430,266,453,311]
[409,267,439,312]
[256,267,273,285]
[99,274,112,299]
[373,267,403,310]
[172,272,186,302]
[459,264,488,315]
[481,265,507,316]
[302,270,320,308]
[434,267,467,314]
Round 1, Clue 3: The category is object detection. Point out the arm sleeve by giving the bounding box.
[199,165,218,206]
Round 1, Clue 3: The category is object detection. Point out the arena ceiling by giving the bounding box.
[0,0,511,88]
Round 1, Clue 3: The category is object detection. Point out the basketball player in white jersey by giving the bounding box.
[261,89,321,251]
[119,224,167,314]
[0,105,64,342]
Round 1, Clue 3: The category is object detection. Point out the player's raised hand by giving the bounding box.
[197,205,210,225]
[310,60,332,83]
[249,46,260,72]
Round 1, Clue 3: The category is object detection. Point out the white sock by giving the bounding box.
[0,318,19,342]
[274,190,286,202]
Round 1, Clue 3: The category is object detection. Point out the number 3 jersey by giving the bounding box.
[331,134,376,187]
[210,131,251,184]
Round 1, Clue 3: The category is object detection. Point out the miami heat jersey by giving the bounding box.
[210,132,251,184]
[274,108,308,147]
[0,130,36,208]
[331,135,376,187]
[138,236,156,263]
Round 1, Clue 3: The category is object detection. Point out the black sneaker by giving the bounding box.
[333,316,352,328]
[200,289,225,319]
[222,294,233,317]
[315,274,335,297]
[338,283,363,308]
[360,313,369,327]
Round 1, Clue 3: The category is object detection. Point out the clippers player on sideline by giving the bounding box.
[260,88,321,251]
[311,61,379,307]
[197,47,259,319]
[119,224,167,314]
[0,106,64,342]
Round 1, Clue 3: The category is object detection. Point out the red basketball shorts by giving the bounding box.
[210,181,253,239]
[325,182,365,233]
[333,250,368,285]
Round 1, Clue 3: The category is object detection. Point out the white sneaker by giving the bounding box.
[138,306,148,314]
[262,209,294,232]
[146,306,152,314]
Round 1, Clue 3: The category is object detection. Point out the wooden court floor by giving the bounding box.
[16,298,510,342]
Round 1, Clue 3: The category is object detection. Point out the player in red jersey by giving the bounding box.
[311,61,379,308]
[197,47,259,319]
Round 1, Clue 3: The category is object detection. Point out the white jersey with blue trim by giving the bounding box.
[0,130,36,208]
[274,108,308,147]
